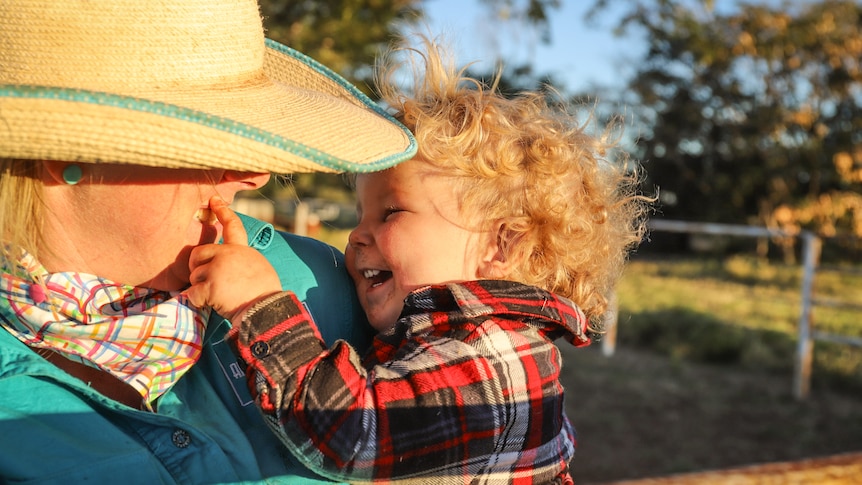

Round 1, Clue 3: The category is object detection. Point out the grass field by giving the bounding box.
[615,255,862,391]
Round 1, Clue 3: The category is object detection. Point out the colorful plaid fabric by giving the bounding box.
[233,279,590,484]
[0,251,208,403]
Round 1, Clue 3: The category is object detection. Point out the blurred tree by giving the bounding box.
[590,0,862,257]
[256,0,562,203]
[478,0,560,42]
[260,0,422,95]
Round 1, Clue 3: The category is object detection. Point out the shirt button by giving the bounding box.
[172,429,192,448]
[251,341,270,358]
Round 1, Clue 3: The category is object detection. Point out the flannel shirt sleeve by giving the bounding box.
[232,290,574,484]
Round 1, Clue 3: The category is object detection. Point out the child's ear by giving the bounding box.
[477,222,520,279]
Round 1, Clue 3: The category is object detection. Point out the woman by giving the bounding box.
[0,1,415,483]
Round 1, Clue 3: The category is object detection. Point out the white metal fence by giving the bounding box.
[604,219,861,400]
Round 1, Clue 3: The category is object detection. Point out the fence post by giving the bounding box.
[293,201,309,236]
[602,291,619,357]
[793,232,822,400]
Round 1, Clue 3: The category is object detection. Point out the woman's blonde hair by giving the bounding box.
[0,160,43,275]
[375,34,651,328]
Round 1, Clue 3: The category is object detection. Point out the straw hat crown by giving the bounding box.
[0,0,416,173]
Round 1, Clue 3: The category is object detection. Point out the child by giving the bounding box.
[186,36,649,484]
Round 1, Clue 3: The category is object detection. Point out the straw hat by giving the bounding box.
[0,0,416,173]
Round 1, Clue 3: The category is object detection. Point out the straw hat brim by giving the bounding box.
[0,40,416,174]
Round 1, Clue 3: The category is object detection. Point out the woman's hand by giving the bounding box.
[185,196,282,324]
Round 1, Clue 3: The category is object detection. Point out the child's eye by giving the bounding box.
[383,207,403,221]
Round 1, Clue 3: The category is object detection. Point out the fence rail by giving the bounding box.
[607,219,859,400]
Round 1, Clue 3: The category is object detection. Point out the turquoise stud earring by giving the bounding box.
[63,164,83,185]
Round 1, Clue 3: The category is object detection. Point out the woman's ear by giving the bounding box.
[477,222,521,279]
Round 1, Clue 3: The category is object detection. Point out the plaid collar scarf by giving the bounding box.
[0,251,209,403]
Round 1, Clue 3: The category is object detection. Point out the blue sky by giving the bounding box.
[421,0,644,94]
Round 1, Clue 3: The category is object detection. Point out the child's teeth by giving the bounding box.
[363,269,381,279]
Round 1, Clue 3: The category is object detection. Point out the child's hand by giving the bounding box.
[185,196,282,324]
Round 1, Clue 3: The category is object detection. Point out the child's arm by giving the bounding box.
[185,196,283,324]
[231,287,574,483]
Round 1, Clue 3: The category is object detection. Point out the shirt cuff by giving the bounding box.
[234,292,328,386]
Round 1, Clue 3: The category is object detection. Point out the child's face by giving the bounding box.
[346,159,493,331]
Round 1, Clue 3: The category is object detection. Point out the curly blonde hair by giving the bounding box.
[375,35,651,328]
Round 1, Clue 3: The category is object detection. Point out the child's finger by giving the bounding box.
[182,263,210,306]
[188,244,214,273]
[187,255,209,285]
[209,196,248,246]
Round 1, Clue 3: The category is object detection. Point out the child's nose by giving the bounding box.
[347,223,371,248]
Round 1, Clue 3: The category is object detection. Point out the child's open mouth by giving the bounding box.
[362,269,393,288]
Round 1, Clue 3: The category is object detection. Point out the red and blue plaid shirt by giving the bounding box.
[233,280,591,484]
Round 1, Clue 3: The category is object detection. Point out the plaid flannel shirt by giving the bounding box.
[233,280,591,484]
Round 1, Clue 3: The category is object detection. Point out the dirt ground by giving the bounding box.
[558,344,862,484]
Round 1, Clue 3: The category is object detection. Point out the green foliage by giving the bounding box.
[592,0,862,243]
[259,0,424,93]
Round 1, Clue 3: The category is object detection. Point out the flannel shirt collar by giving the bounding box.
[393,279,591,346]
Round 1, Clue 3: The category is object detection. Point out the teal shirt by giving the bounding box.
[0,215,372,484]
